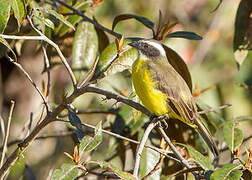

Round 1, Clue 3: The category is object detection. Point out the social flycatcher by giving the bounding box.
[129,39,219,157]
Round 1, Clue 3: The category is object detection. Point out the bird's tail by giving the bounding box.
[194,115,219,157]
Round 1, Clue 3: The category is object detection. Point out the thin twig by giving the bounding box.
[158,127,191,169]
[6,56,49,112]
[0,100,15,168]
[0,131,74,151]
[0,116,5,140]
[158,127,201,179]
[52,0,121,39]
[27,16,77,87]
[56,118,178,162]
[78,56,99,88]
[41,44,51,98]
[198,104,231,114]
[167,167,204,179]
[133,119,160,178]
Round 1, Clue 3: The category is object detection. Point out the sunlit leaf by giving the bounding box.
[162,44,192,91]
[0,0,11,33]
[33,14,55,29]
[178,143,214,170]
[139,147,161,179]
[11,0,25,30]
[55,1,91,36]
[72,21,98,82]
[8,154,25,179]
[165,31,202,40]
[93,39,138,79]
[94,161,136,180]
[233,0,252,67]
[83,121,103,152]
[79,135,93,155]
[67,107,85,140]
[210,164,243,180]
[0,37,17,61]
[52,163,79,180]
[112,14,154,32]
[223,120,243,152]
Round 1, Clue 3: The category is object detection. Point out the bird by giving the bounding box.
[129,39,219,157]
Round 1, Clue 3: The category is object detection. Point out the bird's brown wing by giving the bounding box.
[147,60,196,126]
[147,60,219,156]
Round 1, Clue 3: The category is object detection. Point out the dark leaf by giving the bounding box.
[67,107,85,140]
[223,120,243,152]
[210,164,243,180]
[233,0,252,67]
[46,9,75,30]
[93,17,110,53]
[11,0,25,31]
[0,0,11,33]
[178,143,214,170]
[165,31,202,40]
[72,21,98,82]
[162,44,192,91]
[112,14,154,32]
[52,163,79,180]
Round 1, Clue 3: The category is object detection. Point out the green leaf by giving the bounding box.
[84,121,102,152]
[8,154,26,179]
[223,120,243,152]
[178,143,214,170]
[165,31,202,40]
[0,0,11,33]
[33,15,55,29]
[79,135,93,155]
[94,161,136,180]
[11,0,25,30]
[55,1,91,36]
[210,164,243,180]
[0,37,17,61]
[233,0,252,67]
[139,147,162,179]
[112,14,154,32]
[46,9,75,30]
[52,163,79,180]
[72,21,98,82]
[93,39,138,79]
[162,44,192,91]
[79,121,102,154]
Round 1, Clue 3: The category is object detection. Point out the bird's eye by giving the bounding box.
[144,44,149,49]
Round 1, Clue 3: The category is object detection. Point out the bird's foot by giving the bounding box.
[150,114,169,129]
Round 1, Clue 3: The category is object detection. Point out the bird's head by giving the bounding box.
[128,39,166,60]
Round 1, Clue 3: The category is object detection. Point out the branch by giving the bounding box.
[0,101,15,168]
[52,0,121,39]
[198,104,231,115]
[158,127,201,179]
[133,118,160,178]
[0,85,148,177]
[27,15,77,88]
[6,56,49,112]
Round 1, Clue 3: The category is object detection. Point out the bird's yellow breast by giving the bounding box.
[132,59,170,116]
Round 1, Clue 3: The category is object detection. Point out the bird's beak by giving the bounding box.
[128,41,138,48]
